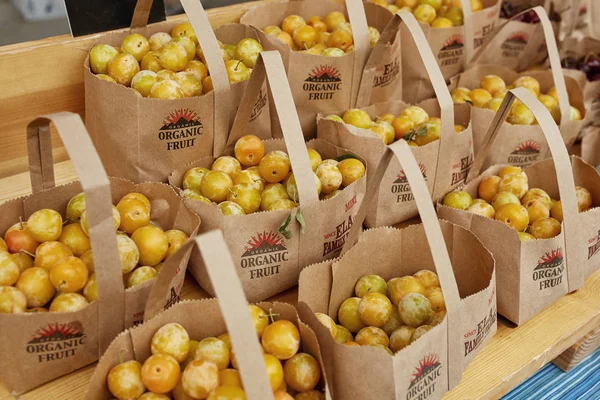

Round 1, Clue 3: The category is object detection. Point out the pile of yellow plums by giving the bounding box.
[325,105,465,146]
[315,270,445,353]
[451,75,583,125]
[370,0,486,28]
[89,21,264,99]
[443,165,594,241]
[181,135,366,215]
[106,306,325,399]
[0,192,188,314]
[262,11,381,55]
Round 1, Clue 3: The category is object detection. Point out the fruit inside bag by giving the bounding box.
[241,0,404,137]
[437,87,600,323]
[450,6,584,168]
[167,51,368,302]
[316,11,474,228]
[298,138,496,399]
[87,230,330,400]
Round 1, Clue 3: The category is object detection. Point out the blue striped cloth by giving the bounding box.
[502,347,600,399]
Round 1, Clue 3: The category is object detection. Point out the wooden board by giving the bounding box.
[0,0,267,179]
[553,326,600,372]
[1,161,600,400]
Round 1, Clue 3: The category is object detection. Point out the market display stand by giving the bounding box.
[1,2,600,399]
[0,161,599,400]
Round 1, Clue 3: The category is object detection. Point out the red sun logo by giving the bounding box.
[308,65,341,81]
[31,323,83,341]
[539,248,563,265]
[507,32,528,43]
[245,231,286,251]
[163,108,200,126]
[411,354,441,382]
[443,35,464,48]
[514,140,541,153]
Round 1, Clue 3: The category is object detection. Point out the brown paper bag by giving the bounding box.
[168,51,367,302]
[438,87,600,324]
[85,0,271,183]
[496,0,562,68]
[0,113,199,395]
[401,0,501,104]
[318,12,474,227]
[297,139,496,399]
[86,230,327,400]
[450,6,584,168]
[241,0,403,137]
[560,35,600,113]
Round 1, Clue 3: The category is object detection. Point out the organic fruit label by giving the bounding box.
[158,108,203,151]
[587,230,600,260]
[391,164,427,203]
[373,58,400,89]
[532,248,564,291]
[26,322,86,363]
[508,140,541,167]
[406,354,443,400]
[240,231,289,280]
[450,152,474,187]
[437,36,464,69]
[303,65,343,101]
[463,301,496,357]
[501,31,528,59]
[322,195,357,258]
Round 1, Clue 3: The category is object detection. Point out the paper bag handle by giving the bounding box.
[459,0,475,65]
[366,12,455,200]
[346,0,371,108]
[130,0,153,28]
[144,230,274,400]
[470,7,572,131]
[26,113,125,353]
[467,87,585,290]
[228,51,320,208]
[178,0,231,156]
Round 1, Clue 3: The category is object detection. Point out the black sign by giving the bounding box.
[64,0,166,37]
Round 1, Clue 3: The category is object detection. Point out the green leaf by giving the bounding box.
[415,125,428,137]
[278,212,293,239]
[296,209,306,235]
[403,132,415,141]
[336,153,359,162]
[465,100,473,105]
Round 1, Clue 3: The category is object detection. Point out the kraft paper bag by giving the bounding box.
[438,87,600,325]
[169,52,367,302]
[86,230,328,400]
[297,139,496,400]
[318,12,474,227]
[0,113,199,395]
[560,35,600,114]
[450,6,584,169]
[85,0,271,183]
[401,0,501,104]
[241,0,403,137]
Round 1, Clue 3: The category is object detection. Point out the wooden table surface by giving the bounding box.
[1,161,600,399]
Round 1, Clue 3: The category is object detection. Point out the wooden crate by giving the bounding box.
[1,2,600,398]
